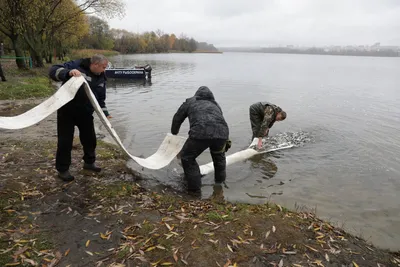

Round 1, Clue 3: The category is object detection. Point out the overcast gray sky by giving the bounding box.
[108,0,400,47]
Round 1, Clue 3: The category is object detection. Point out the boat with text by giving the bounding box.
[105,62,152,79]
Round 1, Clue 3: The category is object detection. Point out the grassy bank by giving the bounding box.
[0,136,399,266]
[68,49,120,59]
[0,65,54,100]
[0,49,119,100]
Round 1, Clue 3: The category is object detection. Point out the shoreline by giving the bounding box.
[113,50,223,55]
[218,50,400,58]
[1,99,399,266]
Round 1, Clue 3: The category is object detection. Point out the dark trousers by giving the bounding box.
[249,106,262,140]
[0,62,6,81]
[56,107,96,172]
[180,138,227,192]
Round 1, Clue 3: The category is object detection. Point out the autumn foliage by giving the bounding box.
[0,0,217,69]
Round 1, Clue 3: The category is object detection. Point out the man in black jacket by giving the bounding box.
[249,102,286,149]
[49,54,111,181]
[171,86,230,195]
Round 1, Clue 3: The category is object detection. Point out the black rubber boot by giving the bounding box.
[187,189,201,198]
[83,163,101,172]
[211,184,224,203]
[58,170,75,182]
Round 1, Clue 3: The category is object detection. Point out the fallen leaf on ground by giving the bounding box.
[223,259,232,267]
[265,231,270,239]
[304,244,318,252]
[146,246,156,252]
[313,260,324,267]
[5,263,21,266]
[165,223,173,231]
[282,249,296,255]
[100,232,111,240]
[151,259,161,266]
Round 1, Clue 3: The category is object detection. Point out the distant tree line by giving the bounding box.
[220,46,400,57]
[259,47,400,57]
[0,0,217,69]
[79,17,217,54]
[96,28,198,54]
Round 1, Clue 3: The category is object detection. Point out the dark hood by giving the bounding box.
[79,58,91,69]
[194,86,215,101]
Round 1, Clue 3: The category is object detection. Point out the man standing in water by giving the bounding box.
[249,102,287,149]
[49,54,111,181]
[171,86,230,196]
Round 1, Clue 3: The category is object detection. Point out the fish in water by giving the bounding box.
[261,131,313,150]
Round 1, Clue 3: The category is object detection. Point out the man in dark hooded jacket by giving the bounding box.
[171,86,230,194]
[49,54,111,181]
[249,102,286,149]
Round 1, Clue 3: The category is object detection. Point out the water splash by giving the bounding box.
[262,131,313,149]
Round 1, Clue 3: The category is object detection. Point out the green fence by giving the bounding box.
[0,56,33,68]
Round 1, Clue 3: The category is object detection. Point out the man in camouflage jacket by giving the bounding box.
[171,86,230,195]
[249,102,287,149]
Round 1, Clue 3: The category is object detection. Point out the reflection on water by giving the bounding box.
[248,155,278,180]
[105,53,400,251]
[107,79,153,90]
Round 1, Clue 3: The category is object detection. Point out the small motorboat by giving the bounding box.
[105,62,152,80]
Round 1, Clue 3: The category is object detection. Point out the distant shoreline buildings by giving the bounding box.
[218,43,400,57]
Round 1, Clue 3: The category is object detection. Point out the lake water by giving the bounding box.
[103,52,400,251]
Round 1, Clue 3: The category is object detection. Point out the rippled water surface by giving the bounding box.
[102,52,400,250]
